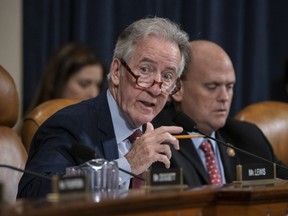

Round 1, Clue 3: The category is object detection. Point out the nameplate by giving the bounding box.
[239,163,275,181]
[52,175,88,194]
[145,168,183,187]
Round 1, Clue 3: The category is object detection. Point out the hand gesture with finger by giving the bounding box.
[125,122,183,175]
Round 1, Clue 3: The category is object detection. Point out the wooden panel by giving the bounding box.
[3,182,288,216]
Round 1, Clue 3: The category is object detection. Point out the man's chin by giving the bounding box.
[133,114,154,127]
[211,119,226,131]
[216,122,226,130]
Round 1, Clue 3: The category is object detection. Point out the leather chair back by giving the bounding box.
[0,66,19,127]
[0,65,27,203]
[235,101,288,165]
[21,98,81,151]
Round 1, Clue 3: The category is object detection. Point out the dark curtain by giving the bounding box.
[23,0,288,115]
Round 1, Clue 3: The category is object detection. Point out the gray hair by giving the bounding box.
[111,17,190,78]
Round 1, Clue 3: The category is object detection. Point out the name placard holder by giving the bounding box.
[233,163,284,186]
[47,175,89,202]
[143,168,187,190]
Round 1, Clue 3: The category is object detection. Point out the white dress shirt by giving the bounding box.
[107,90,142,190]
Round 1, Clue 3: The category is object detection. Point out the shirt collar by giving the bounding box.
[107,90,141,144]
[190,131,216,151]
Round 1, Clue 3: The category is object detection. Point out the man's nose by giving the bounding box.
[148,80,163,95]
[218,87,229,101]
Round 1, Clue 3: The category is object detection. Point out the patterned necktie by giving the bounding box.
[128,129,144,188]
[200,140,223,185]
[128,129,143,144]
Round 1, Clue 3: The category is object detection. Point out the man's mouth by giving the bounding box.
[214,108,227,114]
[140,100,155,107]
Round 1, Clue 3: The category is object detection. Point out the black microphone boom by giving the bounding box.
[174,111,235,150]
[0,164,51,180]
[173,111,288,172]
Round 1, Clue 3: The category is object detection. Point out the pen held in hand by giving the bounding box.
[174,134,204,139]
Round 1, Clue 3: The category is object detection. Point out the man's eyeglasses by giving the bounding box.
[120,58,180,95]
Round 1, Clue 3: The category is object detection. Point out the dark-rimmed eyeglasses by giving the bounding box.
[120,58,180,95]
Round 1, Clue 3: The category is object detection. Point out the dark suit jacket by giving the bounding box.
[152,105,288,187]
[18,92,120,198]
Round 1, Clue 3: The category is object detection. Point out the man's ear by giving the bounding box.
[171,81,183,102]
[110,58,121,86]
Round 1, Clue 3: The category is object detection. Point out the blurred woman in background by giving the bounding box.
[28,42,106,112]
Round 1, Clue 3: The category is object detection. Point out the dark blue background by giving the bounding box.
[23,0,288,115]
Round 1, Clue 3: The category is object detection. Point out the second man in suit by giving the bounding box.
[153,40,288,187]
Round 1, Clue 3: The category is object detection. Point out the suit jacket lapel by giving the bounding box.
[102,138,118,160]
[152,106,210,184]
[216,132,237,182]
[94,93,119,161]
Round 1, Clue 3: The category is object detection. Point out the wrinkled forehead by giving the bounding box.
[131,37,181,65]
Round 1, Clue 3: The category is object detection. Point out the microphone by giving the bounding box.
[70,143,144,181]
[0,164,52,180]
[173,111,288,172]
